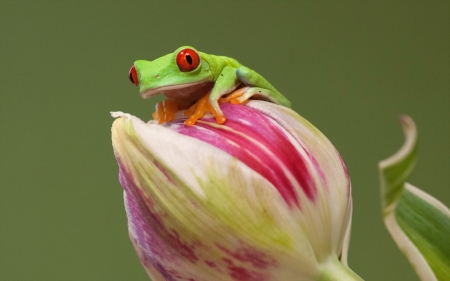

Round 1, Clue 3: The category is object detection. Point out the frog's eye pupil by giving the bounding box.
[186,54,193,65]
[176,48,200,72]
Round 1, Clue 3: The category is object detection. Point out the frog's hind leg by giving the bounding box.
[236,66,291,108]
[229,87,288,106]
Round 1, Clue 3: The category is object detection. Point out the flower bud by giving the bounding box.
[111,101,360,281]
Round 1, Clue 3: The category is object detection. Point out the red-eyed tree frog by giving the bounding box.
[128,46,291,125]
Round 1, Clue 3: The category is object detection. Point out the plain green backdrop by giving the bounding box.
[1,1,448,280]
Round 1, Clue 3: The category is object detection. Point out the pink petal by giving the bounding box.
[170,103,317,208]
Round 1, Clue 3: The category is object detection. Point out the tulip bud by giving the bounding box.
[111,101,362,281]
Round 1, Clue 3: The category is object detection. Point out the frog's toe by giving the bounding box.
[234,87,281,105]
[234,90,255,104]
[219,87,249,104]
[183,94,209,126]
[207,97,227,125]
[152,99,178,124]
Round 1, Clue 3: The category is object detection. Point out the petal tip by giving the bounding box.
[399,114,414,130]
[111,111,132,119]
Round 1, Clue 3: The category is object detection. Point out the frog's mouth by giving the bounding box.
[141,81,215,109]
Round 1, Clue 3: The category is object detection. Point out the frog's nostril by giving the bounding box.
[128,66,138,86]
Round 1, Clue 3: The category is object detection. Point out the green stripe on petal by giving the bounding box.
[379,115,450,281]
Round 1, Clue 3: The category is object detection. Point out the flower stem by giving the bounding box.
[318,258,364,281]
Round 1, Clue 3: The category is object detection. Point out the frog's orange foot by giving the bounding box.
[152,99,178,124]
[183,93,226,126]
[182,88,252,126]
[218,87,250,105]
[183,94,209,126]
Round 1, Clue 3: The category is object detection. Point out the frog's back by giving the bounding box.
[200,52,242,79]
[220,56,241,68]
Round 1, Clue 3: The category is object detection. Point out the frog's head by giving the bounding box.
[129,46,214,101]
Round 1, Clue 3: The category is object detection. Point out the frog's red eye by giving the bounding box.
[129,65,138,86]
[176,48,200,72]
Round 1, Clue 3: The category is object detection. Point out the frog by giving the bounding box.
[128,46,291,125]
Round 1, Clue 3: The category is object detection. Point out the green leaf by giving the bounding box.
[379,115,450,281]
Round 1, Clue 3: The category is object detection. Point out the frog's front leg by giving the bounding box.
[209,66,241,124]
[235,66,292,108]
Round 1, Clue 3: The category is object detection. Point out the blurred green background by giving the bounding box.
[1,1,448,280]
